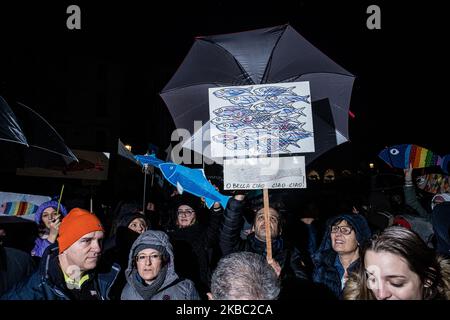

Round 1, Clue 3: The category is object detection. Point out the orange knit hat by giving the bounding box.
[58,208,104,253]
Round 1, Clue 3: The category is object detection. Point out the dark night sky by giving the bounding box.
[1,1,448,166]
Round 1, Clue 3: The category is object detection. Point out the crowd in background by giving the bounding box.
[1,165,449,300]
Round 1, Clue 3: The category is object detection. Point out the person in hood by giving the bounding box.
[0,224,35,296]
[165,194,223,299]
[1,208,119,300]
[121,230,200,300]
[431,193,450,211]
[312,213,371,298]
[344,226,450,300]
[100,211,148,300]
[31,200,68,257]
[432,202,450,258]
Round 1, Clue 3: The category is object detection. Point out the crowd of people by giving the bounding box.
[1,165,449,300]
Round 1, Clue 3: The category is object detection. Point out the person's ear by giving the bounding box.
[207,292,214,300]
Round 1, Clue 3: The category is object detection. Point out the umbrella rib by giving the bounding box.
[16,102,67,142]
[261,24,288,83]
[16,102,78,161]
[200,38,256,85]
[0,137,29,147]
[278,71,355,83]
[27,144,78,162]
[160,82,239,94]
[161,71,355,93]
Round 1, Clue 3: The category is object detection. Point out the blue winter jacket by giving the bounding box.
[1,244,120,300]
[312,214,371,298]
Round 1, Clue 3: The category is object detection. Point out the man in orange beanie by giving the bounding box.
[1,208,120,300]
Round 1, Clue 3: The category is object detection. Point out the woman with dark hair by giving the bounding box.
[121,230,199,300]
[100,212,148,300]
[31,201,68,257]
[344,226,450,300]
[312,213,372,298]
[165,194,223,299]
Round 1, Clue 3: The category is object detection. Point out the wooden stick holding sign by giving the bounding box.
[56,184,65,215]
[263,188,272,261]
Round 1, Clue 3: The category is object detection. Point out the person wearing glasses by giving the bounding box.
[344,226,450,300]
[165,194,223,299]
[121,230,200,300]
[100,211,149,300]
[312,213,371,298]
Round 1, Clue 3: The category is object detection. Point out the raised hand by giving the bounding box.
[48,214,61,243]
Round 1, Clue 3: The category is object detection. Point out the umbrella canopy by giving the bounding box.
[0,96,28,145]
[0,96,78,167]
[161,24,355,164]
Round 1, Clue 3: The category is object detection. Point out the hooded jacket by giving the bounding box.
[431,193,450,210]
[312,214,371,298]
[0,246,35,296]
[432,202,450,258]
[31,201,68,257]
[1,243,119,300]
[121,230,200,300]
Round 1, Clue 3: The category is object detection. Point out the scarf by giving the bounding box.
[132,264,168,300]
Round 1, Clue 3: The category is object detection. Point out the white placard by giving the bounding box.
[224,156,306,190]
[209,82,314,158]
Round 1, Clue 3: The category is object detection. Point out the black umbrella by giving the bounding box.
[161,24,355,164]
[0,96,78,168]
[0,96,27,146]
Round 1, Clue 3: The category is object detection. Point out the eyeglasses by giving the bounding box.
[177,210,194,217]
[135,254,161,263]
[331,225,353,235]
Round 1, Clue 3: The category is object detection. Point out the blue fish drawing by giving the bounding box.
[213,106,253,118]
[222,136,257,151]
[225,95,263,107]
[278,129,313,141]
[159,163,230,209]
[135,154,231,209]
[257,136,292,153]
[216,121,254,131]
[250,101,281,112]
[264,94,310,105]
[266,120,305,132]
[272,106,306,118]
[212,133,240,143]
[213,87,253,98]
[211,116,235,126]
[252,86,296,97]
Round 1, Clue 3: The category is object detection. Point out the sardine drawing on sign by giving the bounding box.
[209,82,314,157]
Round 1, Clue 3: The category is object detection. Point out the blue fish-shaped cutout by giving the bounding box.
[378,144,450,173]
[159,163,230,209]
[135,154,167,167]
